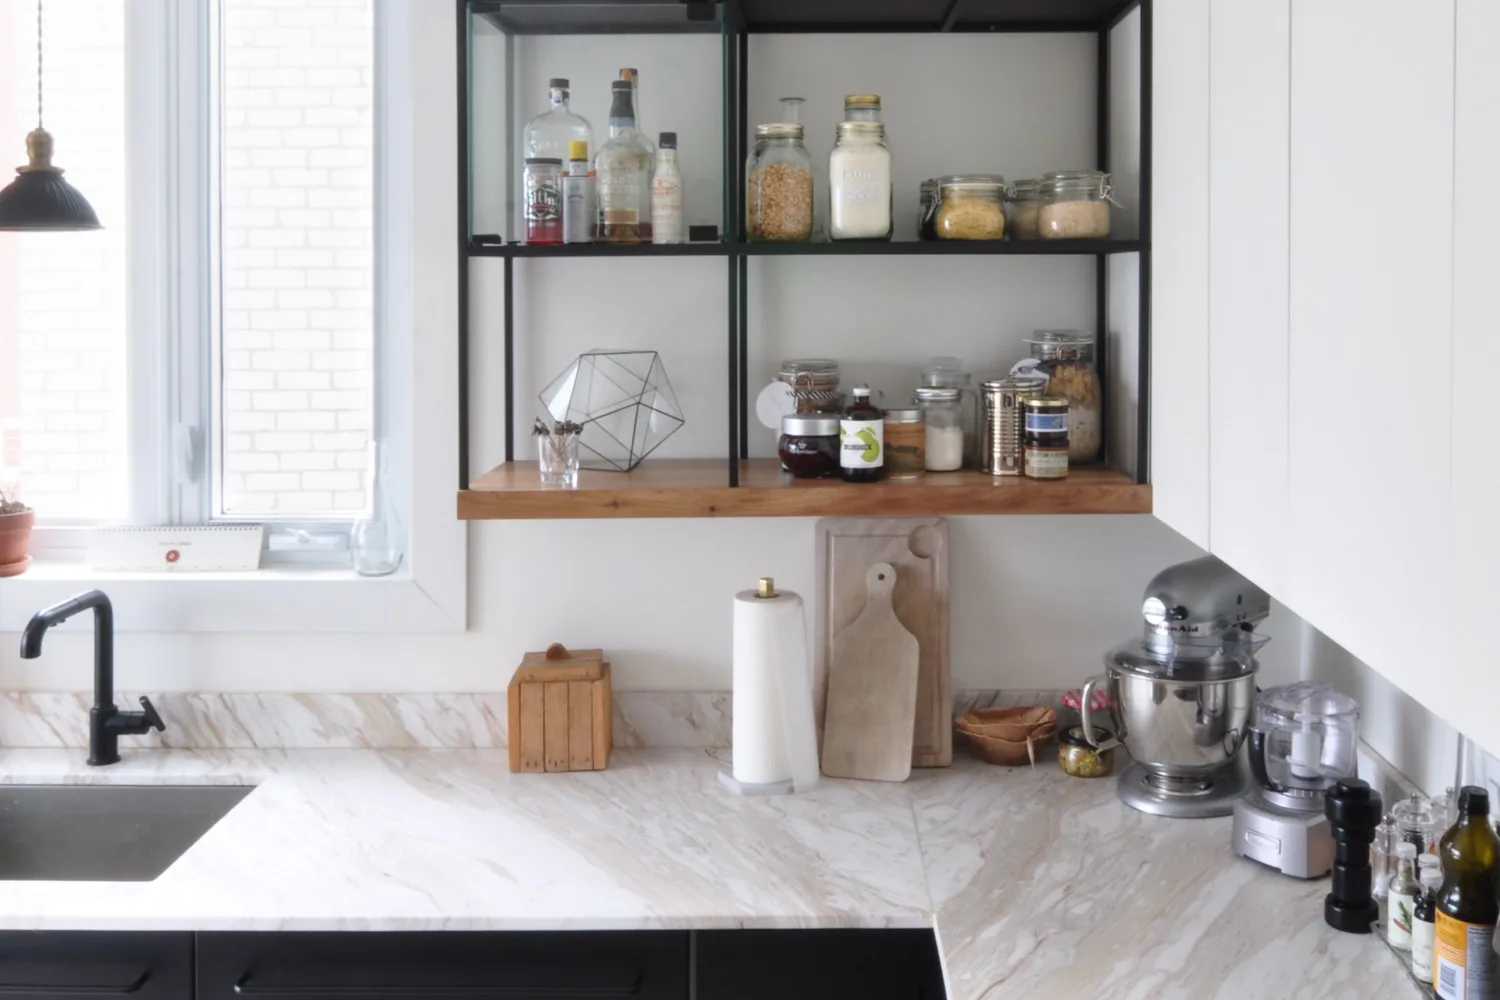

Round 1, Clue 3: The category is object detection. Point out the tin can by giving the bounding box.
[980,376,1048,476]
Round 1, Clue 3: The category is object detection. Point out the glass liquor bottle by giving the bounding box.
[523,78,593,165]
[596,81,650,244]
[619,68,655,240]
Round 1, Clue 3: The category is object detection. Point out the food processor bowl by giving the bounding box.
[1248,681,1360,794]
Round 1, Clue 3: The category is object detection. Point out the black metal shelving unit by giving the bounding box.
[457,0,1152,497]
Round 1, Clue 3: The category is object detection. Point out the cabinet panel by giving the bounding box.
[1207,0,1289,596]
[1149,0,1211,547]
[696,929,945,1000]
[1452,0,1500,757]
[197,931,689,1000]
[0,932,192,1000]
[1286,1,1454,694]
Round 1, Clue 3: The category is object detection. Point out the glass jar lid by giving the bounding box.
[780,414,838,436]
[1061,724,1113,749]
[1105,635,1264,681]
[778,358,839,385]
[937,174,1006,196]
[1025,329,1095,362]
[756,123,804,140]
[1009,178,1041,200]
[1040,169,1110,193]
[885,408,922,423]
[915,386,962,402]
[921,356,970,388]
[524,157,563,166]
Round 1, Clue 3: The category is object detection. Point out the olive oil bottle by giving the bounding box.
[1434,786,1500,1000]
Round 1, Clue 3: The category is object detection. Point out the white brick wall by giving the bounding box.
[220,0,373,516]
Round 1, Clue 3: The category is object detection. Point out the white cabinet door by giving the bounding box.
[1285,0,1455,704]
[1207,0,1289,597]
[1451,0,1500,755]
[1149,0,1210,549]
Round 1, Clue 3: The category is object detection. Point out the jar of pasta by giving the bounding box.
[934,175,1006,241]
[1021,330,1101,463]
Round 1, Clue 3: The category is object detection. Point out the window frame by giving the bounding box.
[1,0,465,633]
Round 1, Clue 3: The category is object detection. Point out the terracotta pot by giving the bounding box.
[0,508,35,577]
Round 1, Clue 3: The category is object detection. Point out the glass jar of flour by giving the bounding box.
[828,121,892,241]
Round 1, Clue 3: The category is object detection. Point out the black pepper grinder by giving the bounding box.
[1324,777,1383,934]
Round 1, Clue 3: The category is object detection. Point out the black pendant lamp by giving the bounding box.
[0,0,100,232]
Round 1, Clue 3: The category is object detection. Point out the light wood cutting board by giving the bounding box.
[820,562,921,782]
[815,517,951,767]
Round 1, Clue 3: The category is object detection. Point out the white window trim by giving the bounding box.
[0,0,465,633]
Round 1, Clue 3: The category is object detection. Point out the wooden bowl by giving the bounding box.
[960,725,1058,766]
[955,705,1058,742]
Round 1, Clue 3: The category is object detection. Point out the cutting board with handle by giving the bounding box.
[821,562,921,782]
[815,517,951,767]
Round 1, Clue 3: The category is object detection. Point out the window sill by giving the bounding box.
[0,560,464,634]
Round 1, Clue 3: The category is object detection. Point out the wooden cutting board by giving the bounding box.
[820,562,921,782]
[815,517,951,767]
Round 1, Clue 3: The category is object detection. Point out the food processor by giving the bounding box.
[1082,555,1270,818]
[1233,682,1361,878]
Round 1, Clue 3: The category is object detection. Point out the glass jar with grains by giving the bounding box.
[1038,170,1116,240]
[747,123,814,241]
[1022,330,1101,463]
[934,175,1007,241]
[1006,178,1042,241]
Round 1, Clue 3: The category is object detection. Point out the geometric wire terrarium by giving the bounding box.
[538,350,685,472]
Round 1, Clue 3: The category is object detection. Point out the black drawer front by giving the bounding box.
[695,929,946,1000]
[196,931,689,1000]
[0,931,193,1000]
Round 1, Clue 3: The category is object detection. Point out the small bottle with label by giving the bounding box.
[651,132,684,245]
[839,386,884,483]
[1022,396,1069,480]
[562,140,594,244]
[1413,866,1444,985]
[1388,842,1420,950]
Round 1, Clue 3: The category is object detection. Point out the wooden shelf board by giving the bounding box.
[458,459,1151,520]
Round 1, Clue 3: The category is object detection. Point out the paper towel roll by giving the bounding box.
[732,586,819,792]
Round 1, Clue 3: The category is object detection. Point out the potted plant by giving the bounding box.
[0,484,34,577]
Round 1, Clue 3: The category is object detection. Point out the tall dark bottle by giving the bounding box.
[839,386,884,483]
[1434,786,1500,999]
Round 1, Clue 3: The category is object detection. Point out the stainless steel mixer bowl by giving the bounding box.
[1082,668,1257,777]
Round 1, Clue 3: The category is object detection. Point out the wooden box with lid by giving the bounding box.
[507,643,612,773]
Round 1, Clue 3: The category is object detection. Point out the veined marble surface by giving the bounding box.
[0,746,1417,1000]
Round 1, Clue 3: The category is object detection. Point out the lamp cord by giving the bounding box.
[35,0,42,129]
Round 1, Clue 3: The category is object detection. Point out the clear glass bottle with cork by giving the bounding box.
[595,81,650,244]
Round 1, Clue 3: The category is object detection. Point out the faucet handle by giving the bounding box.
[138,696,165,733]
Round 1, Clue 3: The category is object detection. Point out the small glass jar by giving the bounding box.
[883,408,925,479]
[1059,725,1115,777]
[776,358,842,415]
[916,388,964,472]
[918,179,937,240]
[1023,330,1101,463]
[1023,397,1069,480]
[747,124,814,242]
[777,414,839,478]
[1006,178,1042,241]
[828,121,892,241]
[843,93,882,123]
[935,175,1007,241]
[1038,169,1114,239]
[921,357,979,465]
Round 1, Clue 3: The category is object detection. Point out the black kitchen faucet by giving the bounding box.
[19,590,165,765]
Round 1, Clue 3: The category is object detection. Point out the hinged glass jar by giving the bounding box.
[747,123,814,242]
[828,121,892,241]
[919,179,938,240]
[776,358,842,415]
[916,387,964,472]
[934,175,1007,241]
[1006,178,1042,241]
[1037,170,1116,239]
[1020,330,1101,463]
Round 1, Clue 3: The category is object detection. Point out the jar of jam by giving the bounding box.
[777,414,839,478]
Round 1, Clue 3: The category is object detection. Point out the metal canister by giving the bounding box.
[981,376,1048,475]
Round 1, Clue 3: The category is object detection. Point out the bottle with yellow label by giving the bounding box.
[1434,786,1500,999]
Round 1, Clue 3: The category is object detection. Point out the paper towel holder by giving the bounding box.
[756,577,776,599]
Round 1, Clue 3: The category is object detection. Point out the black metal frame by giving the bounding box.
[455,0,1152,493]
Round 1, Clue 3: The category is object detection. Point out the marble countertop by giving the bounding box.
[0,747,1415,1000]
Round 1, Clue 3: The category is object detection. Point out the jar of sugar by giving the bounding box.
[916,387,965,472]
[828,121,892,241]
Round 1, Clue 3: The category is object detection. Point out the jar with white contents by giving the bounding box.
[828,121,892,241]
[916,388,965,472]
[1020,330,1102,464]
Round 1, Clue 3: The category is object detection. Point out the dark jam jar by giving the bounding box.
[778,414,839,478]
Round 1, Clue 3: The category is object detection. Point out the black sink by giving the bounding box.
[0,784,255,882]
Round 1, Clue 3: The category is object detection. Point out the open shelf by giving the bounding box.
[458,459,1151,519]
[466,239,1141,258]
